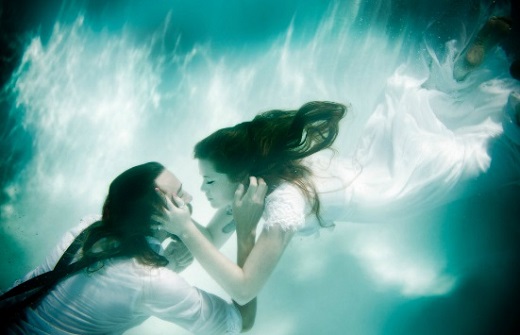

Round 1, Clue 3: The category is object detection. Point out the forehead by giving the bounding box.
[155,169,181,194]
[198,159,224,177]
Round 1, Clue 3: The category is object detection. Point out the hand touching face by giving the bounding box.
[232,176,267,238]
[155,169,193,207]
[153,169,193,236]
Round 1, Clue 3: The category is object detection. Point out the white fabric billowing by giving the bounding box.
[6,216,242,335]
[255,41,520,230]
[311,41,520,223]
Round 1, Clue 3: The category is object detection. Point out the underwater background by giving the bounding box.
[1,0,519,334]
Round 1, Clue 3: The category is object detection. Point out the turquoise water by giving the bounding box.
[1,0,519,334]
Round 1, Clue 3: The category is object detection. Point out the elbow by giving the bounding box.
[232,291,256,306]
[230,281,257,305]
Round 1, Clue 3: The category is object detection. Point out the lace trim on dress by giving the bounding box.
[262,183,306,232]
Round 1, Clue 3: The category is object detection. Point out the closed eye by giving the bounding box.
[206,181,215,185]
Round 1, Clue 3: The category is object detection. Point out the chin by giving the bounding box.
[207,199,221,209]
[212,201,231,210]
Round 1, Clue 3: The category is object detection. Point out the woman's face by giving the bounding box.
[198,159,239,208]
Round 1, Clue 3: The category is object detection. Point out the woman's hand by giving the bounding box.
[233,176,267,240]
[152,189,192,236]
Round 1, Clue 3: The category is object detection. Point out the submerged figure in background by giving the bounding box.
[453,16,512,81]
[0,162,262,334]
[451,5,520,141]
[320,1,520,223]
[155,101,347,306]
[452,3,520,127]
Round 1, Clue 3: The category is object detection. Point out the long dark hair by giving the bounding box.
[81,161,169,267]
[0,162,169,323]
[194,101,347,225]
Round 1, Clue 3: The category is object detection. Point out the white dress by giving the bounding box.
[5,216,242,335]
[307,40,520,224]
[262,182,322,235]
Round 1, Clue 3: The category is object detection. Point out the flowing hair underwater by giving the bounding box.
[0,162,170,322]
[194,101,347,225]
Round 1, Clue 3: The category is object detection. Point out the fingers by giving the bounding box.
[176,251,194,265]
[163,238,194,272]
[155,188,175,211]
[245,176,267,202]
[246,176,258,197]
[172,195,186,209]
[234,176,268,206]
[257,177,267,198]
[156,188,188,213]
[170,194,193,214]
[249,176,258,187]
[234,183,245,202]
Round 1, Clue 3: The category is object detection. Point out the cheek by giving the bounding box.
[227,184,239,199]
[226,188,236,200]
[217,184,237,202]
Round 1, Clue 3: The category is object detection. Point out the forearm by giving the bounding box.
[235,231,257,331]
[194,207,235,249]
[180,222,291,305]
[236,231,256,267]
[192,220,213,241]
[181,223,252,303]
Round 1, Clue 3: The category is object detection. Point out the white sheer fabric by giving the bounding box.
[262,183,309,233]
[310,40,520,224]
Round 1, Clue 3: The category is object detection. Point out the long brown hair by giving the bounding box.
[81,161,169,268]
[0,163,171,320]
[194,101,347,225]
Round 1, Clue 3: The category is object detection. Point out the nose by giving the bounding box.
[200,182,208,193]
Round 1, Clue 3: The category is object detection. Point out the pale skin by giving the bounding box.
[153,170,195,272]
[159,160,295,305]
[153,168,263,330]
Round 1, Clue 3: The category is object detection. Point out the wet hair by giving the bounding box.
[0,162,173,318]
[194,101,347,225]
[81,161,169,268]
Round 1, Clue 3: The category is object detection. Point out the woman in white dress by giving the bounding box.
[157,29,520,307]
[156,101,347,306]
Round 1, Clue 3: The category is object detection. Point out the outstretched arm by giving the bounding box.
[159,177,294,305]
[233,218,257,332]
[191,207,236,249]
[180,220,293,305]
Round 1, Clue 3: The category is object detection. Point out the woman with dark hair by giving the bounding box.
[156,101,347,305]
[1,162,262,334]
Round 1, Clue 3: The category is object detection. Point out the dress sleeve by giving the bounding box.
[262,183,307,232]
[141,268,242,335]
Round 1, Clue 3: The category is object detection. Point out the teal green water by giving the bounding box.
[1,1,519,334]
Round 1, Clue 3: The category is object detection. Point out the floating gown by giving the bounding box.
[309,39,520,224]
